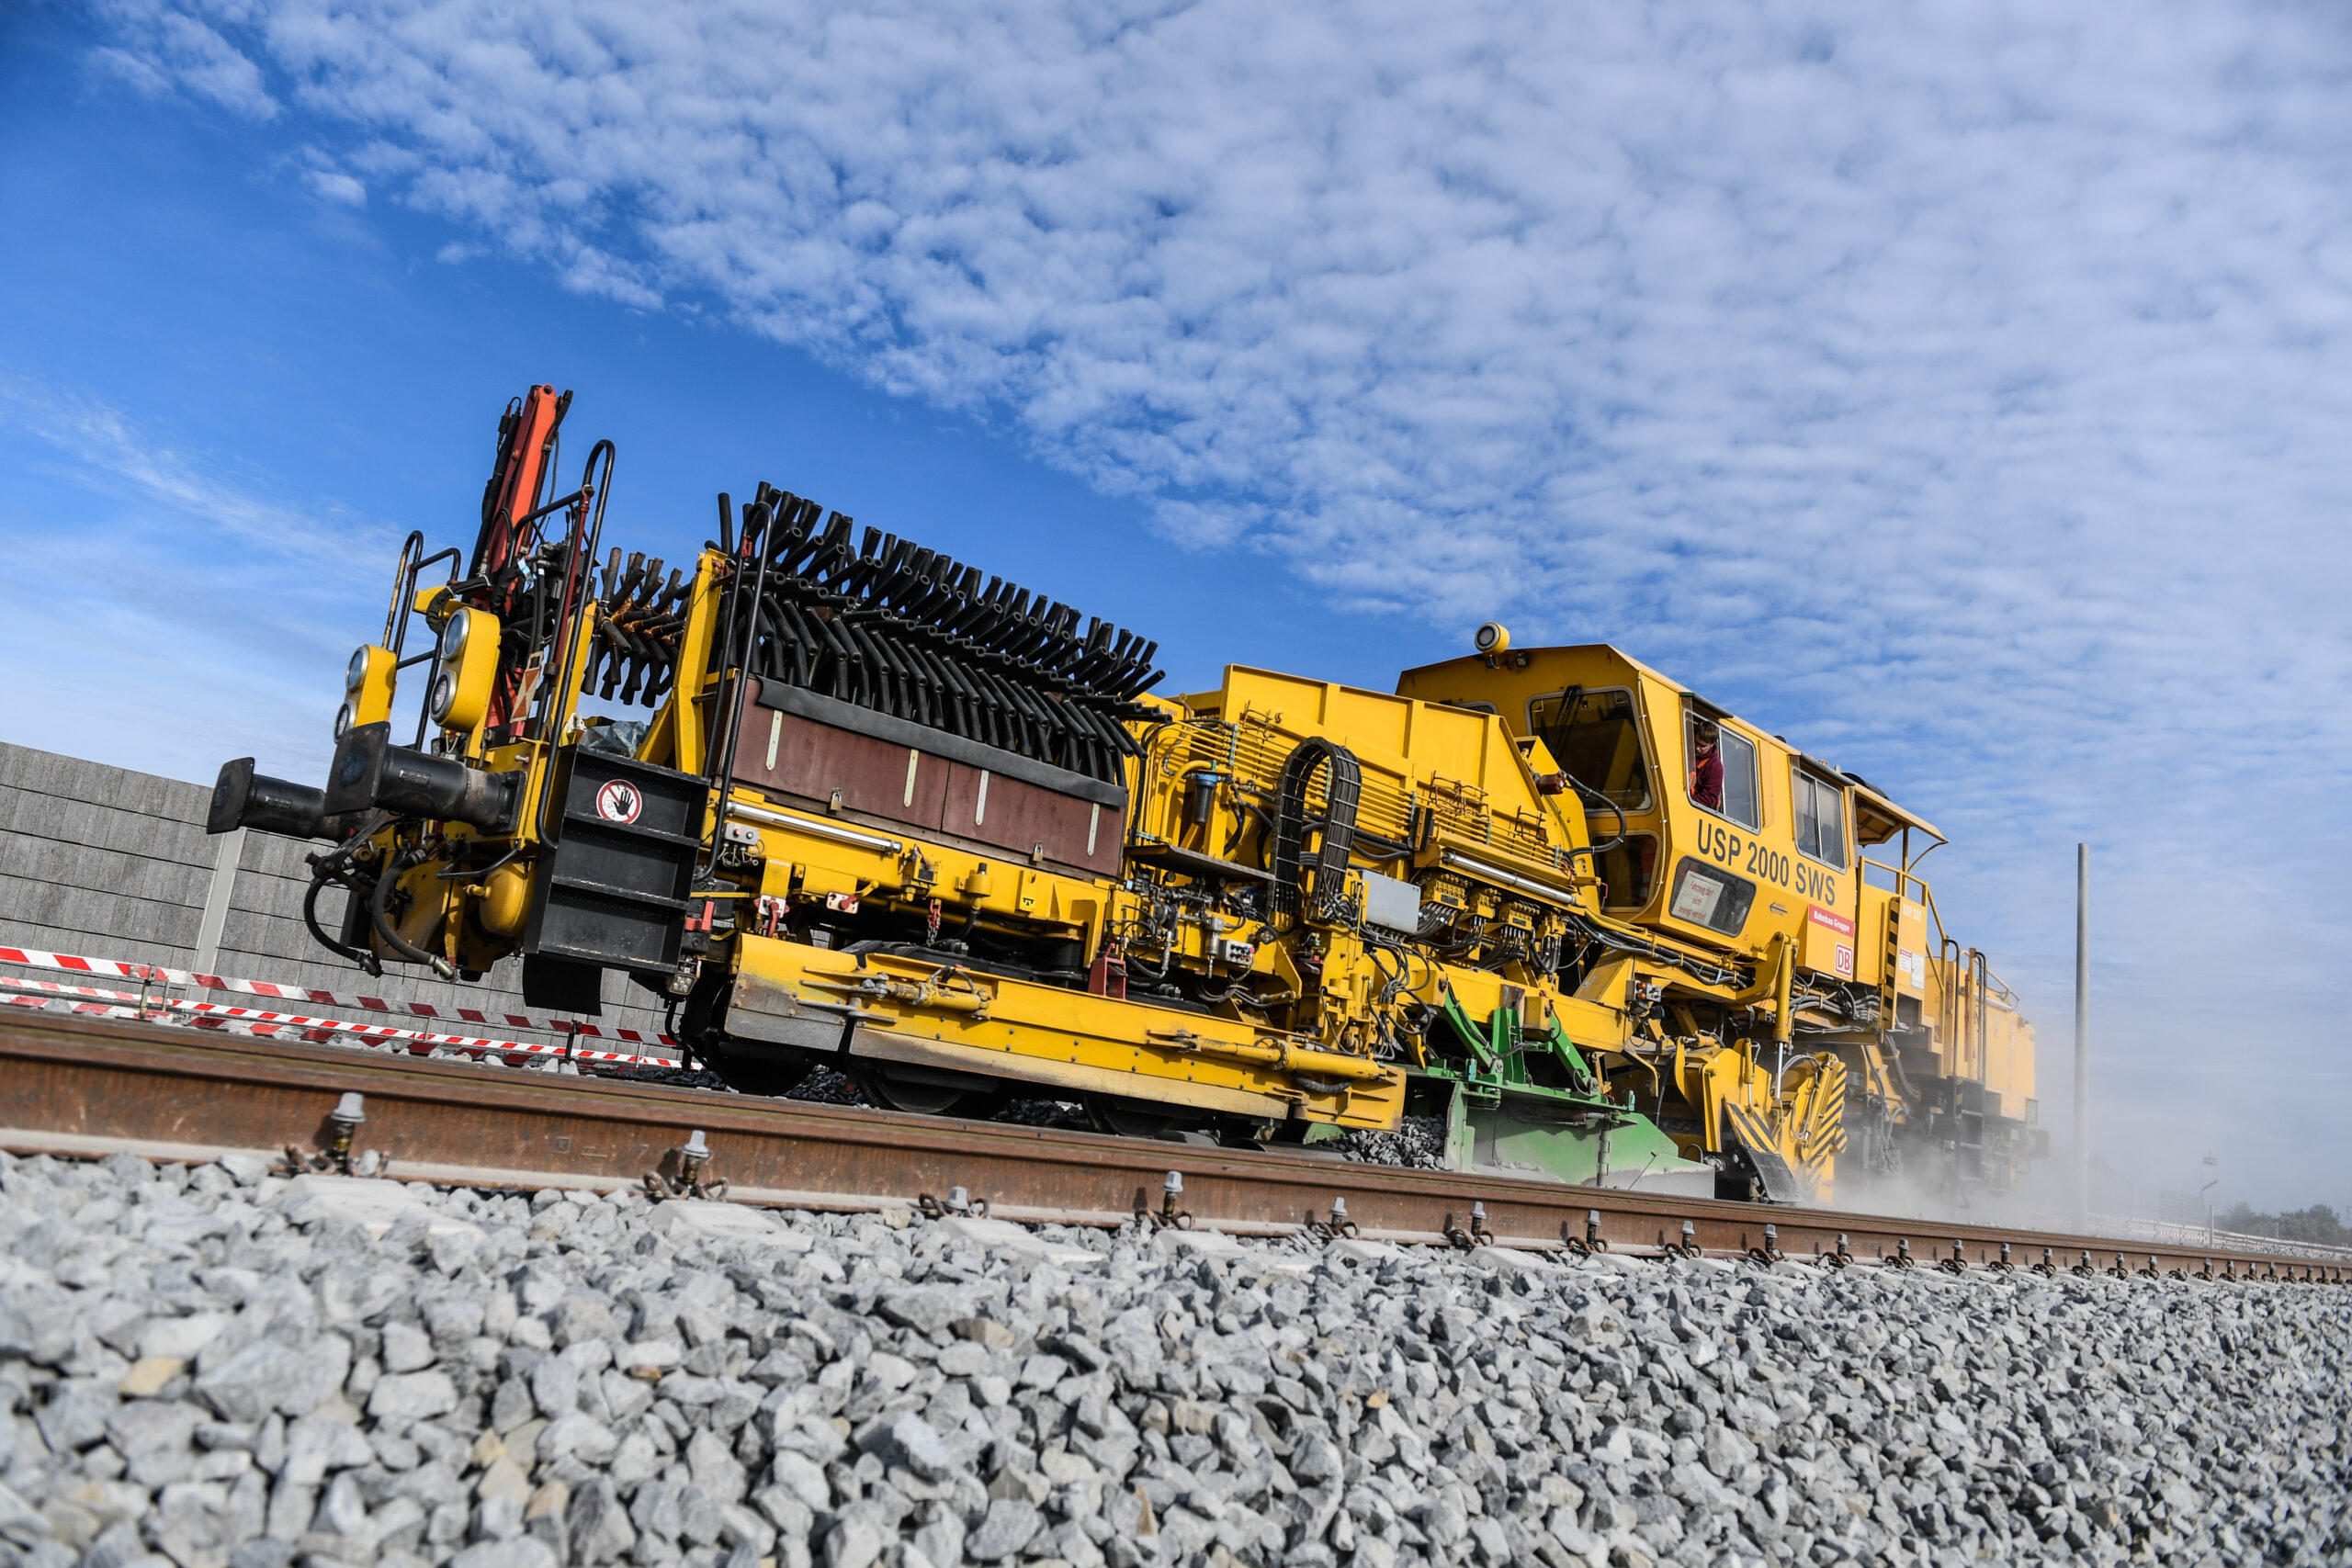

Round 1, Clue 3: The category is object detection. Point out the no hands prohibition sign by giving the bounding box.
[594,779,643,825]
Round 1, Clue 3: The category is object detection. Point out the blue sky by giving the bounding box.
[6,0,2350,1208]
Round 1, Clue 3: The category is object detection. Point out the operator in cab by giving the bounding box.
[1690,717,1724,812]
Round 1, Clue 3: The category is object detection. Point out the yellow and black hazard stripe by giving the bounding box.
[1725,1104,1786,1162]
[1798,1130,1843,1180]
[1810,1059,1849,1128]
[1724,1102,1808,1201]
[1792,1062,1848,1187]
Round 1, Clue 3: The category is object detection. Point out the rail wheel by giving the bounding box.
[854,1066,1005,1117]
[706,1049,812,1099]
[1085,1094,1178,1139]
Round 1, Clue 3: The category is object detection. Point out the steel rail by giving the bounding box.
[1,1011,2343,1285]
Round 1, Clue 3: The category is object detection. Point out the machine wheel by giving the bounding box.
[1213,1118,1278,1149]
[1084,1095,1179,1139]
[855,1066,1002,1116]
[707,1050,813,1099]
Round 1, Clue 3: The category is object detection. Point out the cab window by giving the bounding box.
[1686,712,1758,829]
[1668,857,1756,935]
[1526,688,1651,809]
[1792,767,1847,867]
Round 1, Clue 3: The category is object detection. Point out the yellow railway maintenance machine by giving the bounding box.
[208,389,2041,1203]
[1397,632,2045,1195]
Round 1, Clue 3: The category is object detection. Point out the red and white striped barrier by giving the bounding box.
[0,976,681,1067]
[0,944,674,1047]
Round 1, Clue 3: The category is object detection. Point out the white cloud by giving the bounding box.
[0,376,398,798]
[85,0,2352,1201]
[0,375,388,569]
[303,167,366,205]
[86,45,175,98]
[94,0,279,119]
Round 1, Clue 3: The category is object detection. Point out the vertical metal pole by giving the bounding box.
[2073,843,2090,1231]
[2202,1154,2218,1247]
[191,827,247,986]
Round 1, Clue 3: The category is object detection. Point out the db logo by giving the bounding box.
[1834,942,1855,979]
[594,780,643,825]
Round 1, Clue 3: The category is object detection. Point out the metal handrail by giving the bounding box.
[1860,857,1952,950]
[526,439,616,852]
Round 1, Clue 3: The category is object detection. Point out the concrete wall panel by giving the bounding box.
[0,741,673,1051]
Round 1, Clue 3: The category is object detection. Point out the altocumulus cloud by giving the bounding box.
[90,0,2352,1195]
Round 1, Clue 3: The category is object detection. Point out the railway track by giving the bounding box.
[5,1009,2342,1285]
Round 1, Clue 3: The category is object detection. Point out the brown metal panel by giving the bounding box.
[730,682,1125,867]
[938,762,1124,875]
[734,705,943,832]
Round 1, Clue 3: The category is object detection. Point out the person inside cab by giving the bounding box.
[1690,717,1724,812]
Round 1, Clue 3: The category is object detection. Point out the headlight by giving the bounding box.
[427,670,458,728]
[345,647,372,694]
[334,702,354,739]
[424,604,500,731]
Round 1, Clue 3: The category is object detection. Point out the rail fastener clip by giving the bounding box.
[1307,1195,1359,1243]
[645,1129,727,1202]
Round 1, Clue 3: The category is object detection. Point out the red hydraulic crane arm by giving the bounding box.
[468,384,574,736]
[471,384,571,581]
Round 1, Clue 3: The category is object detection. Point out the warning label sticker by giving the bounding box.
[1671,871,1725,925]
[594,779,643,825]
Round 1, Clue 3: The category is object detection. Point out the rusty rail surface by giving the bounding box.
[2,1011,2342,1284]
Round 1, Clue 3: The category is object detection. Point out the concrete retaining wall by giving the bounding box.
[0,741,673,1051]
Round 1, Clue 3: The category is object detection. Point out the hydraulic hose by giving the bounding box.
[1564,774,1628,862]
[1271,739,1363,927]
[303,870,379,976]
[300,809,390,976]
[371,845,458,980]
[1125,937,1177,985]
[1564,909,1746,988]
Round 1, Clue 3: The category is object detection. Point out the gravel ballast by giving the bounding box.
[0,1150,2346,1568]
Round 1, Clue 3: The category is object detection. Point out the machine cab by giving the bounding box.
[1396,638,1936,988]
